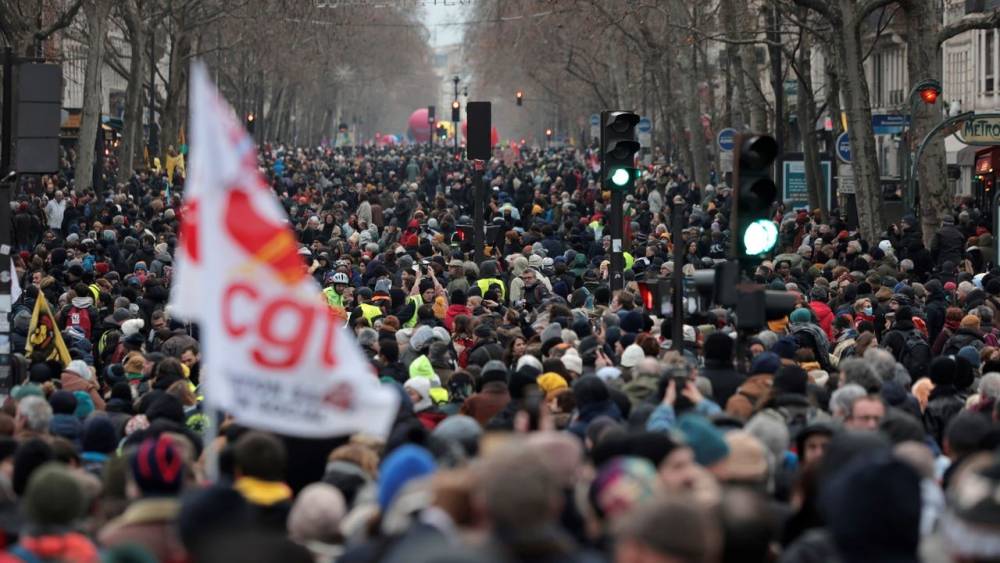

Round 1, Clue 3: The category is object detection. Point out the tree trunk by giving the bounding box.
[899,0,949,246]
[119,0,145,177]
[160,29,190,161]
[798,29,828,220]
[684,45,710,186]
[836,0,883,243]
[76,0,113,193]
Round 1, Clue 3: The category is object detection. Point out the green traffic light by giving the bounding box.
[743,219,778,256]
[611,168,630,186]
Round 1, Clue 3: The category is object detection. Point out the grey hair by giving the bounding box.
[745,410,789,466]
[356,327,379,349]
[863,348,897,381]
[977,305,994,324]
[17,396,52,433]
[830,384,867,421]
[840,358,882,392]
[979,372,1000,400]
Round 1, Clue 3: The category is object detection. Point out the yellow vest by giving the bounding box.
[403,294,423,328]
[476,277,506,301]
[323,287,344,308]
[359,303,382,324]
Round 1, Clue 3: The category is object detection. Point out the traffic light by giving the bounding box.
[451,100,460,122]
[600,111,640,190]
[436,124,447,139]
[545,128,553,140]
[919,84,940,105]
[246,112,255,133]
[427,105,435,124]
[516,90,523,106]
[733,134,779,268]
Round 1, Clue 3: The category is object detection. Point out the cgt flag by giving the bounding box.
[172,63,399,438]
[25,292,71,367]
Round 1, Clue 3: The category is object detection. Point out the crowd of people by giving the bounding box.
[3,140,1000,563]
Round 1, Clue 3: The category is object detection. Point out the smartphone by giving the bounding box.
[412,265,420,273]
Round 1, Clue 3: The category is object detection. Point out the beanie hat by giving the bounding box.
[178,485,252,552]
[515,355,543,373]
[129,434,186,496]
[789,308,812,324]
[287,483,347,544]
[620,344,646,369]
[596,366,622,384]
[929,356,957,386]
[121,318,145,337]
[677,414,729,467]
[588,456,660,520]
[770,336,799,360]
[561,348,583,374]
[49,390,77,415]
[410,325,435,352]
[621,310,644,334]
[73,391,94,419]
[66,360,92,381]
[22,462,85,527]
[81,416,117,454]
[958,346,982,370]
[961,315,982,330]
[750,352,780,376]
[431,415,482,457]
[716,431,769,484]
[540,322,563,346]
[773,365,808,396]
[537,372,569,395]
[378,444,436,510]
[146,394,185,425]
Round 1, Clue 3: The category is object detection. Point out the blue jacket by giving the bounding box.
[646,400,721,433]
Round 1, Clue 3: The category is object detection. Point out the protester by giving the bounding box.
[6,137,1000,562]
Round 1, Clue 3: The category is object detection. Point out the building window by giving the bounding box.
[986,31,995,93]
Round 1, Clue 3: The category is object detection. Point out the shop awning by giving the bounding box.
[958,144,978,167]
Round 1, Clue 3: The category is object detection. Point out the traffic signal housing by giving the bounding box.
[451,100,460,122]
[600,111,640,190]
[436,124,447,139]
[516,90,523,106]
[733,134,779,269]
[246,113,255,133]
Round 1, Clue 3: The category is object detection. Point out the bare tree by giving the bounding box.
[75,0,113,193]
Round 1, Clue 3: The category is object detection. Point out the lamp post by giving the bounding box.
[901,78,942,212]
[452,76,460,155]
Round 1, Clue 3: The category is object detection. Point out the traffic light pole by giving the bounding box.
[472,159,485,264]
[671,203,684,351]
[609,188,624,292]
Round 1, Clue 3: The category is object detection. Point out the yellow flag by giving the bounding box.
[25,292,72,367]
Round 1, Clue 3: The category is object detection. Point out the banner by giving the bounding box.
[172,63,398,438]
[25,292,71,366]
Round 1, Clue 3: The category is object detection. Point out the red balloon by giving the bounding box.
[408,109,432,142]
[460,121,499,147]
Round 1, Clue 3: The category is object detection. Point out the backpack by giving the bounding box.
[899,330,931,379]
[65,306,92,340]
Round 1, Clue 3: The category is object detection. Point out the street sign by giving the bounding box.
[957,114,1000,145]
[781,158,832,211]
[836,132,852,163]
[720,151,733,173]
[717,128,737,152]
[837,164,855,194]
[590,114,600,143]
[871,114,909,135]
[637,116,652,147]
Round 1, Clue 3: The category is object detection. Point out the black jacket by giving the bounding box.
[924,386,966,446]
[942,328,984,356]
[931,224,965,269]
[701,360,745,406]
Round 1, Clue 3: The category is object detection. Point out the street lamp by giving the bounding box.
[452,76,461,154]
[902,78,942,211]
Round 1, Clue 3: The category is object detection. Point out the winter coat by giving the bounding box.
[942,328,985,356]
[701,360,746,407]
[923,385,966,446]
[567,399,623,440]
[98,498,186,563]
[931,224,965,269]
[808,301,835,340]
[925,291,948,344]
[60,370,106,411]
[725,374,773,420]
[621,372,660,406]
[467,339,504,367]
[460,382,511,426]
[443,304,471,332]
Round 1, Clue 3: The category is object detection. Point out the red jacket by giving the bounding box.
[444,304,471,331]
[809,301,835,340]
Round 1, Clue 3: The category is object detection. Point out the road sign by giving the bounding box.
[871,114,909,135]
[590,114,600,142]
[720,151,733,173]
[838,164,855,194]
[836,132,852,163]
[637,116,652,147]
[717,128,736,152]
[781,158,832,211]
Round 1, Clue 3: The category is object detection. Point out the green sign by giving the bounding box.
[782,159,832,211]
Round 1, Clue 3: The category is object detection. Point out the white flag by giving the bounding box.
[10,261,20,305]
[175,63,399,438]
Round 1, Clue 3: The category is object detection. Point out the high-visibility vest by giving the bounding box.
[476,277,506,301]
[403,295,423,328]
[359,303,382,324]
[323,287,343,308]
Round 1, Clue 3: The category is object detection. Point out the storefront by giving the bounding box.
[974,146,1000,210]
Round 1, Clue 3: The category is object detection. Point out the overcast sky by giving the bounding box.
[423,0,469,48]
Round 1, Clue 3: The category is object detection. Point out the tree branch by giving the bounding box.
[34,0,84,41]
[857,0,897,23]
[790,0,838,25]
[937,10,1000,46]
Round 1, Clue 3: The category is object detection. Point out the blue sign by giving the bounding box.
[589,114,600,127]
[836,132,852,163]
[717,128,737,152]
[871,114,910,135]
[637,117,652,132]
